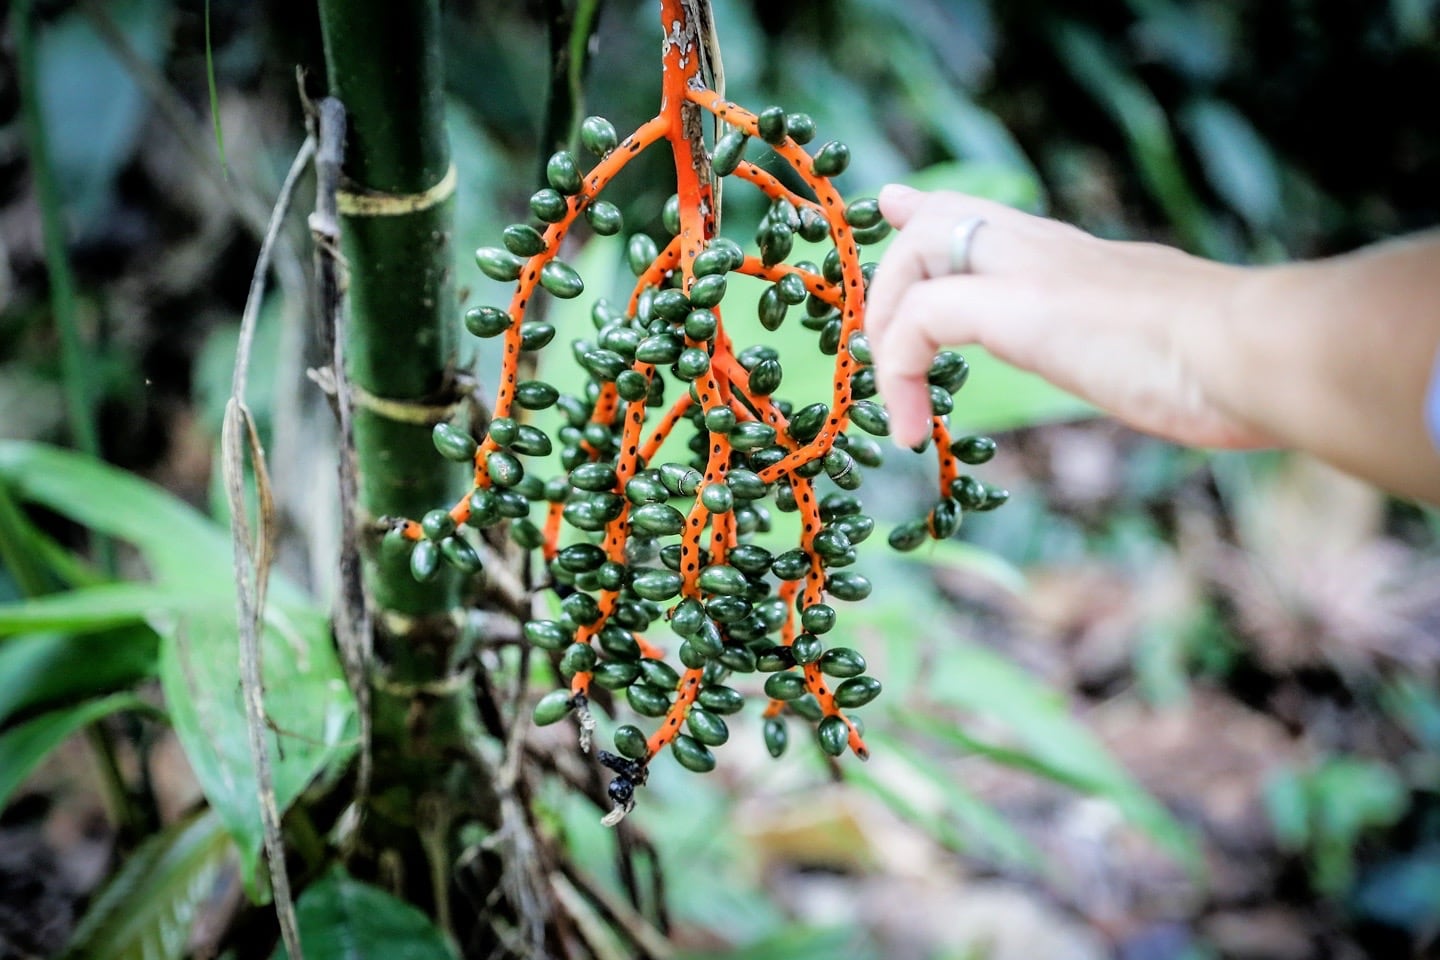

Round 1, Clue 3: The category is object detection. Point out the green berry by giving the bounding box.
[546,150,583,194]
[532,689,574,726]
[817,715,849,756]
[671,734,716,773]
[756,106,788,144]
[763,717,788,757]
[812,140,850,177]
[580,115,618,156]
[475,247,523,282]
[530,188,568,223]
[541,260,585,299]
[614,723,648,759]
[464,305,513,338]
[503,223,548,257]
[432,423,477,462]
[834,675,881,708]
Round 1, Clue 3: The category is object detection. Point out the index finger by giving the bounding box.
[864,188,1014,347]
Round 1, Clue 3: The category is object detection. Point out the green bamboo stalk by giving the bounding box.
[318,0,464,633]
[316,0,500,932]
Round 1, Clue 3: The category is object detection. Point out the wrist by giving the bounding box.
[1168,255,1283,448]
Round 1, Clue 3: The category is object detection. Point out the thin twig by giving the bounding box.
[549,872,631,960]
[555,863,674,960]
[485,590,550,956]
[225,132,317,960]
[308,92,375,831]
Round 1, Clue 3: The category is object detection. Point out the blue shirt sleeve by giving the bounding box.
[1427,349,1440,451]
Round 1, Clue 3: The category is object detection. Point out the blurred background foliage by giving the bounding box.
[3,0,1440,958]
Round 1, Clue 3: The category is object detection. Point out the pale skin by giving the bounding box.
[866,184,1440,506]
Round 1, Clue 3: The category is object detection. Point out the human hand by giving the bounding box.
[865,184,1274,451]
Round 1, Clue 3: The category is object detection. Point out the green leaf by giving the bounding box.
[0,692,153,808]
[1050,23,1221,258]
[63,808,234,960]
[0,582,189,634]
[1180,99,1283,231]
[157,599,355,893]
[1263,767,1310,852]
[0,442,356,888]
[922,640,1203,876]
[34,0,171,234]
[853,730,1041,869]
[680,925,878,960]
[0,478,51,596]
[898,160,1043,213]
[868,521,1028,596]
[203,0,227,176]
[0,627,158,728]
[945,346,1095,432]
[274,866,459,960]
[0,442,236,592]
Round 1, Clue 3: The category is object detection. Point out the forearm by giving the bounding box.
[1198,233,1440,503]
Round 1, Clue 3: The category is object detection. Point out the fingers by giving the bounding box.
[872,276,990,448]
[877,184,1013,229]
[875,184,926,227]
[865,187,1015,349]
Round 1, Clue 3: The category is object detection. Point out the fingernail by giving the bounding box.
[889,416,923,451]
[879,183,916,202]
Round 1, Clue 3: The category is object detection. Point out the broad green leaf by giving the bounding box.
[157,600,355,893]
[1180,99,1283,231]
[0,478,51,595]
[868,521,1028,596]
[448,98,508,279]
[0,442,233,591]
[63,808,233,960]
[899,160,1043,213]
[0,692,153,808]
[922,640,1203,875]
[853,730,1041,869]
[0,442,356,888]
[1050,23,1221,258]
[275,866,459,960]
[34,0,171,234]
[681,925,879,960]
[1263,767,1310,852]
[944,347,1095,433]
[0,582,188,635]
[0,627,158,728]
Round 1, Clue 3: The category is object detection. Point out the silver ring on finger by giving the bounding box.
[948,216,987,275]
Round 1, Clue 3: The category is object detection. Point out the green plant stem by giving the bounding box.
[318,0,462,625]
[3,0,143,813]
[542,0,606,166]
[317,0,507,934]
[85,725,151,841]
[15,1,116,579]
[0,481,51,597]
[15,1,97,462]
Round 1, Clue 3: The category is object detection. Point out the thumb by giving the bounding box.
[878,184,925,227]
